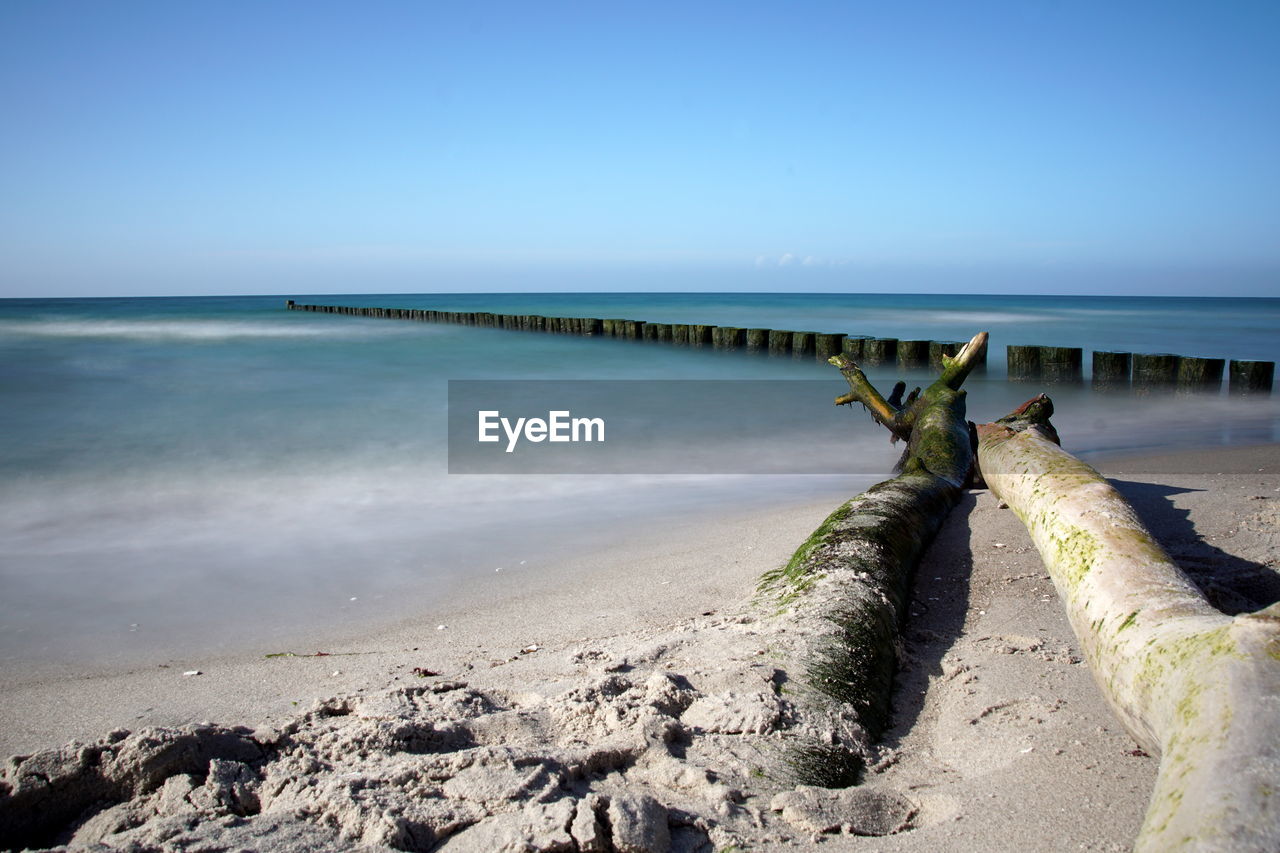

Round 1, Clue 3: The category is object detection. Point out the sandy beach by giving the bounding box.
[2,442,1277,852]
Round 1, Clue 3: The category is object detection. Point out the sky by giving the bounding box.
[1,0,1278,297]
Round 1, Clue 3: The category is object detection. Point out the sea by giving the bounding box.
[2,292,1278,671]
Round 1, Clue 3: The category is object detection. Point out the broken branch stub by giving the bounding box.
[830,331,988,445]
[977,402,1280,853]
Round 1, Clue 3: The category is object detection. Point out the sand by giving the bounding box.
[1,443,1277,851]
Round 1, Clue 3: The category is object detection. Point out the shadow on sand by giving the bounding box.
[878,491,977,748]
[1111,478,1280,614]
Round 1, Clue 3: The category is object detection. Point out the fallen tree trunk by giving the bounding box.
[977,397,1280,852]
[760,333,986,785]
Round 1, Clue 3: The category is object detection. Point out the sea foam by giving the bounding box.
[0,318,425,341]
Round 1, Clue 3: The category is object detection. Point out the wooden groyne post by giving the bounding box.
[1092,351,1132,392]
[1176,356,1225,394]
[1007,345,1040,381]
[1008,344,1269,395]
[814,333,845,361]
[1132,353,1180,394]
[1230,360,1275,396]
[767,329,793,356]
[897,339,930,370]
[863,337,897,366]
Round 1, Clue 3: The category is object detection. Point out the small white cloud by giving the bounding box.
[755,252,840,268]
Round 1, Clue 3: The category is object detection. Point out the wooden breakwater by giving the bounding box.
[283,302,1273,394]
[1006,343,1274,395]
[284,301,980,371]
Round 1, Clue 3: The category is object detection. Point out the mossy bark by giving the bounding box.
[764,333,989,784]
[977,406,1280,852]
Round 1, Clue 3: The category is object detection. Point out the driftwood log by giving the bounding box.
[761,332,987,784]
[976,399,1279,851]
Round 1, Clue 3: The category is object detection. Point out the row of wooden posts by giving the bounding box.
[285,301,974,370]
[1007,345,1274,395]
[285,301,1274,395]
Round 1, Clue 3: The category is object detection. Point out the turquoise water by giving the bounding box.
[2,293,1277,667]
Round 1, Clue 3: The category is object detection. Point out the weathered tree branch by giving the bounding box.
[831,332,988,443]
[978,402,1280,852]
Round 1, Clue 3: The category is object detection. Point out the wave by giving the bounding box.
[0,318,425,341]
[1052,308,1152,318]
[836,309,1051,327]
[0,463,857,554]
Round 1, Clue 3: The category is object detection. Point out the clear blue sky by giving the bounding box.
[2,1,1278,297]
